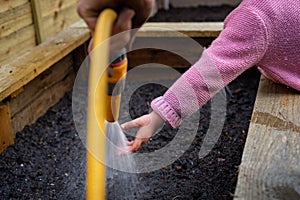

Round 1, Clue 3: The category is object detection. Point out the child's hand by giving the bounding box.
[121,111,164,152]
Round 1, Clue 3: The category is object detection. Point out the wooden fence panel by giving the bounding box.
[0,2,36,64]
[40,0,80,40]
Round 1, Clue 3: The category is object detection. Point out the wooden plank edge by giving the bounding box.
[137,22,223,37]
[0,102,14,154]
[234,77,300,199]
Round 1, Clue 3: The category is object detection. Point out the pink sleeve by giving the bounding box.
[151,5,268,128]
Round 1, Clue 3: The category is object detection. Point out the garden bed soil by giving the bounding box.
[0,4,262,200]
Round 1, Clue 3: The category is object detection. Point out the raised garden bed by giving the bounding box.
[0,4,267,200]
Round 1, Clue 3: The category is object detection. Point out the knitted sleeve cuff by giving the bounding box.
[151,96,181,128]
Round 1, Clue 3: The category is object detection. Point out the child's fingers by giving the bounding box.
[129,139,143,152]
[121,115,149,130]
[126,141,134,146]
[121,120,138,130]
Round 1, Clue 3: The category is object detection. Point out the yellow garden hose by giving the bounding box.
[86,9,117,200]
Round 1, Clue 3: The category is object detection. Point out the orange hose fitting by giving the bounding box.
[106,56,128,122]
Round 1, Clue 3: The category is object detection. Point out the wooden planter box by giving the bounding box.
[0,2,299,199]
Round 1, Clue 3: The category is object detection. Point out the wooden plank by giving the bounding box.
[31,0,45,44]
[0,25,36,64]
[0,0,27,13]
[0,21,90,102]
[0,2,36,63]
[11,54,76,133]
[128,48,192,68]
[234,77,300,199]
[137,22,223,37]
[129,36,212,68]
[0,102,14,154]
[42,3,80,40]
[10,54,74,118]
[39,0,78,18]
[0,3,33,39]
[72,43,88,73]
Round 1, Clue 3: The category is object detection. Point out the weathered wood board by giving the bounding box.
[0,2,36,64]
[0,0,80,64]
[40,0,80,40]
[0,3,33,39]
[0,20,90,102]
[234,77,300,200]
[137,22,223,38]
[0,0,28,13]
[0,102,14,153]
[10,54,76,134]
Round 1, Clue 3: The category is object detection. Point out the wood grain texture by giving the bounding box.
[234,77,300,200]
[41,2,80,40]
[0,102,14,154]
[40,0,78,18]
[10,55,76,133]
[0,21,90,102]
[0,0,27,13]
[10,54,74,118]
[0,3,33,39]
[0,2,36,64]
[0,25,36,64]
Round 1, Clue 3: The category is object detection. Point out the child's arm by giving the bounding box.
[124,4,268,152]
[152,5,268,128]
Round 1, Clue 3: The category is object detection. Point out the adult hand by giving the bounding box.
[77,0,154,51]
[121,111,164,152]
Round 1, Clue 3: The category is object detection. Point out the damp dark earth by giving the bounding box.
[0,5,261,200]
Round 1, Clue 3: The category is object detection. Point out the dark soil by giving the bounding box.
[0,5,261,200]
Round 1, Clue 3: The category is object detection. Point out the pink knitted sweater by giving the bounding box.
[151,0,300,128]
